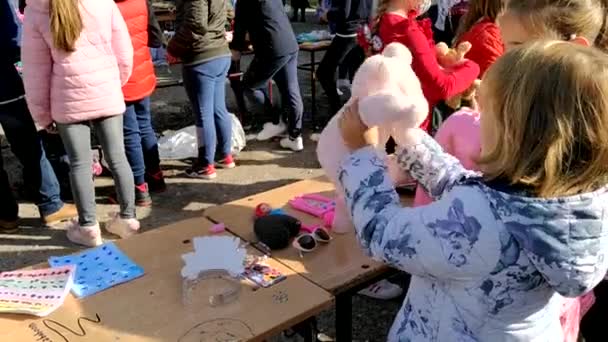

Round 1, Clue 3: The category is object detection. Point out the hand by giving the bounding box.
[339,100,379,151]
[436,41,472,68]
[462,79,481,100]
[462,79,481,110]
[320,11,328,23]
[45,123,58,134]
[166,52,180,65]
[231,49,241,61]
[225,31,233,43]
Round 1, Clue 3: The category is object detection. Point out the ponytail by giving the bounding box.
[595,0,608,52]
[50,0,82,52]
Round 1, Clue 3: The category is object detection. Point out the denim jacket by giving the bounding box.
[338,130,608,341]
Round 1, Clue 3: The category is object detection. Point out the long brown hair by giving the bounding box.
[506,0,608,52]
[454,0,504,44]
[479,41,608,197]
[50,0,83,52]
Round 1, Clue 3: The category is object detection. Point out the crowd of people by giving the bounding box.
[2,0,608,340]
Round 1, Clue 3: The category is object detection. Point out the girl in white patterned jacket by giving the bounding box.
[337,41,608,341]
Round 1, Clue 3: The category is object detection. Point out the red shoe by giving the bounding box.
[216,155,236,169]
[135,183,152,207]
[186,163,217,180]
[145,169,167,193]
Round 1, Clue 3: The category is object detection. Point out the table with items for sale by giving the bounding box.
[205,177,414,341]
[0,217,333,342]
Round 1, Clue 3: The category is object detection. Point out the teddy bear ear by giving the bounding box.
[382,43,413,65]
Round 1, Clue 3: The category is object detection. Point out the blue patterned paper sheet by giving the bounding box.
[48,242,144,298]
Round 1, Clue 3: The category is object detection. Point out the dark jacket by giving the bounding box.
[230,0,298,57]
[0,0,25,103]
[327,0,372,36]
[167,0,231,65]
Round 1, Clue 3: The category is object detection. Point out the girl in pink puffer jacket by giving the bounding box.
[22,0,140,247]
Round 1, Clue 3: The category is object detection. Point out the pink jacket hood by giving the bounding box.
[22,0,133,127]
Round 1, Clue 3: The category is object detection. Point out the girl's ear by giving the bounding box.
[570,36,591,47]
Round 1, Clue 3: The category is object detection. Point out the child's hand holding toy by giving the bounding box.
[436,41,472,69]
[339,100,379,151]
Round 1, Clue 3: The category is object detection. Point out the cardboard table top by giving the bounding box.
[205,177,413,294]
[0,217,332,342]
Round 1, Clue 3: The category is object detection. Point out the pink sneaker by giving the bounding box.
[105,215,140,239]
[66,220,103,247]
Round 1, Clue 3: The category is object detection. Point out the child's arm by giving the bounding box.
[111,3,134,86]
[167,0,210,57]
[396,128,478,199]
[21,11,52,128]
[403,21,479,101]
[229,0,248,52]
[338,146,499,278]
[146,0,165,48]
[411,121,454,207]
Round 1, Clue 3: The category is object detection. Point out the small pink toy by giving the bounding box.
[289,194,340,231]
[209,223,226,234]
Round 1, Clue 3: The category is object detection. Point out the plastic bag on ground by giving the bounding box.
[158,113,246,160]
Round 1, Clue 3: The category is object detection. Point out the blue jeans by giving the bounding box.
[243,51,303,138]
[182,56,232,166]
[0,98,63,218]
[123,97,161,185]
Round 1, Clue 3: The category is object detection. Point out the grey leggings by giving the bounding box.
[58,115,135,227]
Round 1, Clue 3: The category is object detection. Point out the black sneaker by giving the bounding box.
[145,170,167,193]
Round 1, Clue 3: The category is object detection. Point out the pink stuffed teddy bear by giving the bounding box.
[316,42,428,233]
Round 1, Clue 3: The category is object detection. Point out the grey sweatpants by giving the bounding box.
[57,115,135,227]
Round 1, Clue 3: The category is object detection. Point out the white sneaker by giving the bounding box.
[280,136,304,152]
[336,87,344,96]
[358,279,403,300]
[105,214,140,239]
[257,122,287,141]
[337,79,351,90]
[309,133,321,142]
[66,220,103,247]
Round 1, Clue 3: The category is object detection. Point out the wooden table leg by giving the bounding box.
[335,292,352,341]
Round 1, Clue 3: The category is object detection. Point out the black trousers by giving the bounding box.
[316,35,364,118]
[228,60,248,117]
[581,281,608,341]
[243,51,304,138]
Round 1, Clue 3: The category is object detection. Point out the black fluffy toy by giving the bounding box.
[253,214,301,250]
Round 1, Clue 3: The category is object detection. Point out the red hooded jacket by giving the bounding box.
[456,18,504,76]
[377,13,480,131]
[115,0,156,102]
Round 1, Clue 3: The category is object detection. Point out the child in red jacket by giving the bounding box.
[453,0,504,76]
[115,0,166,207]
[360,0,479,132]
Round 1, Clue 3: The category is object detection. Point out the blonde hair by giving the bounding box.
[506,0,608,52]
[50,0,83,52]
[454,0,505,44]
[479,41,608,197]
[371,0,421,33]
